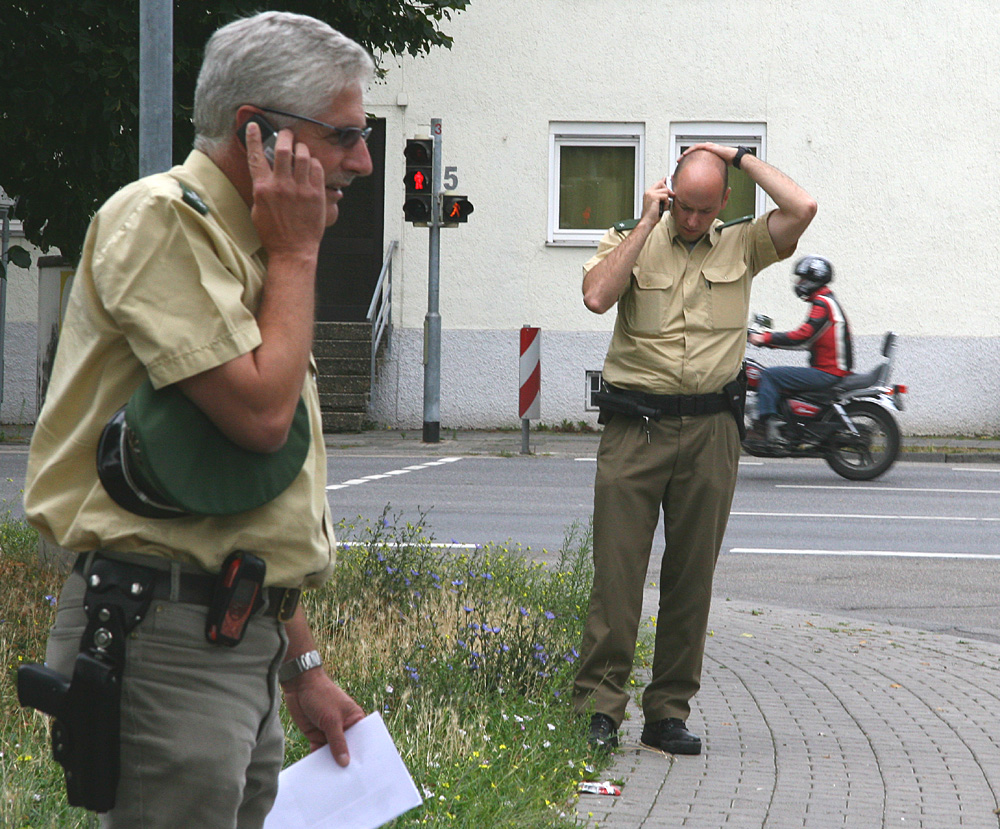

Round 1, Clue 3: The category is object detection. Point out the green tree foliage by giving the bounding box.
[0,0,468,263]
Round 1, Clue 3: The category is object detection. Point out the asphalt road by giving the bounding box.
[326,453,1000,646]
[2,445,998,645]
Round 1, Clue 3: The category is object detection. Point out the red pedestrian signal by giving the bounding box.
[403,168,429,192]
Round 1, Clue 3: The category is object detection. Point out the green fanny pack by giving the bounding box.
[97,379,310,518]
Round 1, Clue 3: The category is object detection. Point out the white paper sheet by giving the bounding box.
[262,712,423,829]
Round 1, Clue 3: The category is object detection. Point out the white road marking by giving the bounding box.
[337,540,480,550]
[327,457,463,491]
[729,547,1000,560]
[730,510,1000,523]
[575,458,765,465]
[776,484,1000,495]
[951,466,1000,473]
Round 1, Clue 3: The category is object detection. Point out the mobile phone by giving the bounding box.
[205,550,266,647]
[237,114,277,168]
[659,178,672,217]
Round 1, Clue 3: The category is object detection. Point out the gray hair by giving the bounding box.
[193,11,375,154]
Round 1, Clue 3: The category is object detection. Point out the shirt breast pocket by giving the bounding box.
[702,265,749,330]
[625,270,674,335]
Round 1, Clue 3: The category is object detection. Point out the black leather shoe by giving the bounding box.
[587,713,619,750]
[640,718,701,755]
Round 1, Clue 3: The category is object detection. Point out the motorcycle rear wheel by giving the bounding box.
[823,401,900,480]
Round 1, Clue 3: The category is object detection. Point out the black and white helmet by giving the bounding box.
[793,255,833,299]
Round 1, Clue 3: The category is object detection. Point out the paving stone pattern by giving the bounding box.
[575,598,1000,829]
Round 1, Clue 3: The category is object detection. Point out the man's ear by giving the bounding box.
[720,187,731,211]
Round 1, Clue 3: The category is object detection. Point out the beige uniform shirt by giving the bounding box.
[584,211,789,395]
[24,151,335,588]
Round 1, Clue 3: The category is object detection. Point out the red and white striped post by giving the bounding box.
[519,325,540,454]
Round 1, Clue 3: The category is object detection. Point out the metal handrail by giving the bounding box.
[367,240,397,396]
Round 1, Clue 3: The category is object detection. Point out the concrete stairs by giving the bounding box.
[314,321,375,433]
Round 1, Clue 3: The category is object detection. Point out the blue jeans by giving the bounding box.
[757,366,839,419]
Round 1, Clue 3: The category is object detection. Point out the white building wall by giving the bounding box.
[366,0,1000,434]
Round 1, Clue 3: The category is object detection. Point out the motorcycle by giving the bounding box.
[742,314,907,480]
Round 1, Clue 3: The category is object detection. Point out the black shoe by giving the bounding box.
[587,713,619,750]
[640,718,702,755]
[745,419,767,441]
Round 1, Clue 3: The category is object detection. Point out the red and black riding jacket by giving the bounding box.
[761,287,853,376]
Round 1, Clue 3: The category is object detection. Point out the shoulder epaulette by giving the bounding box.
[718,214,753,230]
[613,218,641,234]
[180,184,209,215]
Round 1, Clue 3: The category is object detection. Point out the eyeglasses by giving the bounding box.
[255,106,372,149]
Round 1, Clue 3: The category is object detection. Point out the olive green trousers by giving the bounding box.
[573,410,740,726]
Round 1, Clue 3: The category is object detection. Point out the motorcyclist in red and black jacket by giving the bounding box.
[748,255,853,444]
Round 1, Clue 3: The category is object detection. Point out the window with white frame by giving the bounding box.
[670,123,767,224]
[548,123,644,246]
[585,370,603,411]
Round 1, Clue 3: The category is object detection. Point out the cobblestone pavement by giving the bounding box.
[574,595,1000,829]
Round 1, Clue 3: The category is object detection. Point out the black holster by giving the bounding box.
[723,369,748,441]
[17,557,156,813]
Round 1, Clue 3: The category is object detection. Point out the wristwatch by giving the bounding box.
[732,146,753,170]
[279,649,322,683]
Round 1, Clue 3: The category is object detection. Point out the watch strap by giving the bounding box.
[279,649,322,683]
[732,146,753,170]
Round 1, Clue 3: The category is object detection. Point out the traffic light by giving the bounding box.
[441,194,474,226]
[403,138,433,224]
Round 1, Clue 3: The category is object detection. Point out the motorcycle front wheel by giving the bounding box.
[823,400,900,480]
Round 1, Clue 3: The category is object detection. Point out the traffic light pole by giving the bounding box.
[422,118,443,443]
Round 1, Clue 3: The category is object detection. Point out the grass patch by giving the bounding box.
[533,421,599,434]
[3,510,614,828]
[0,513,97,828]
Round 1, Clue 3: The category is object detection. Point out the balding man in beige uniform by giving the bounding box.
[574,144,816,754]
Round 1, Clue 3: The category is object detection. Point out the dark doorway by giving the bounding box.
[315,117,386,321]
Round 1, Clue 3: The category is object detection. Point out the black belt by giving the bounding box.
[73,554,301,622]
[602,383,729,417]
